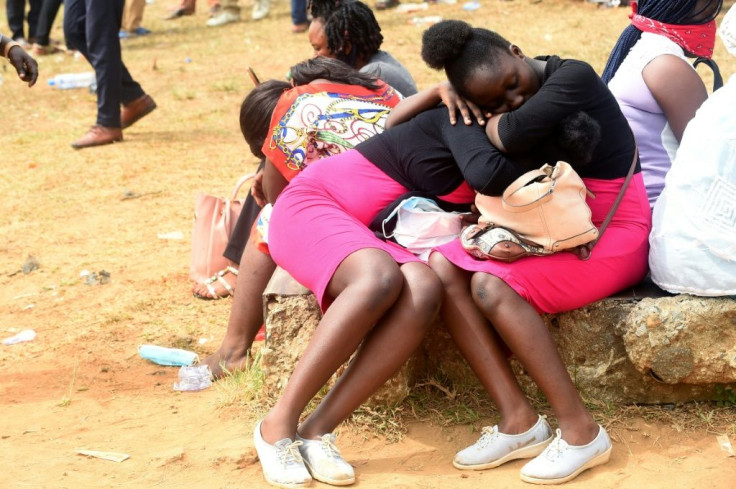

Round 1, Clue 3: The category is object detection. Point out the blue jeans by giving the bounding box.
[291,0,308,25]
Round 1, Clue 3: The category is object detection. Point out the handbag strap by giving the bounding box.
[590,144,638,249]
[230,173,256,200]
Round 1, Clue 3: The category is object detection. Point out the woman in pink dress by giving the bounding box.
[386,20,652,484]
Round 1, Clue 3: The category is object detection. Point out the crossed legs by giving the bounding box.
[260,249,441,444]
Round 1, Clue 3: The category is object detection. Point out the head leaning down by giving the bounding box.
[422,20,542,114]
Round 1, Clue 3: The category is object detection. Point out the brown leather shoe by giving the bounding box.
[121,94,157,129]
[71,126,123,149]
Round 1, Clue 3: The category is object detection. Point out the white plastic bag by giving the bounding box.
[382,196,462,261]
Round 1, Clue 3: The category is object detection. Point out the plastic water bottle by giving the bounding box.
[138,344,199,366]
[174,365,213,391]
[47,72,96,90]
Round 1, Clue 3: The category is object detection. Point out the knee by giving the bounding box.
[428,252,466,291]
[470,273,509,315]
[403,265,443,326]
[357,264,404,310]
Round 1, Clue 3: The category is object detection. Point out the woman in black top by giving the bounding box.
[386,20,651,484]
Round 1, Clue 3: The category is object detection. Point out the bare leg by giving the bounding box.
[470,272,598,445]
[259,248,406,444]
[429,253,538,434]
[298,261,441,438]
[202,236,276,378]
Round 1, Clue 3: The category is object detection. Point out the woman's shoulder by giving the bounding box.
[618,33,688,75]
[542,55,600,83]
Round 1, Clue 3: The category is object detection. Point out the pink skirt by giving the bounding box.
[268,150,475,310]
[434,173,653,314]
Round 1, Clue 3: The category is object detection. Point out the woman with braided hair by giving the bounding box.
[602,0,723,207]
[307,0,417,97]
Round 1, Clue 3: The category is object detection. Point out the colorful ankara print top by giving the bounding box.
[262,80,402,181]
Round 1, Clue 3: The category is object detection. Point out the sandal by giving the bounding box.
[375,0,400,9]
[193,266,238,300]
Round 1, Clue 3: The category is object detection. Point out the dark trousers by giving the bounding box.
[6,0,42,41]
[34,0,62,46]
[63,0,145,128]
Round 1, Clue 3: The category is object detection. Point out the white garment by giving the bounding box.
[720,4,736,57]
[649,75,736,296]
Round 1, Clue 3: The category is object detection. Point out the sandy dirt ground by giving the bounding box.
[1,0,735,487]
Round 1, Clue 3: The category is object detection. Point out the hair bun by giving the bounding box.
[421,20,473,70]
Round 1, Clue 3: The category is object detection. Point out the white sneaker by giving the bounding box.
[206,9,240,27]
[453,415,554,470]
[253,420,313,488]
[252,0,270,20]
[520,425,612,484]
[296,433,356,486]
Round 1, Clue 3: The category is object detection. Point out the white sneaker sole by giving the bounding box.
[302,459,356,486]
[453,435,554,471]
[262,474,313,489]
[519,444,612,485]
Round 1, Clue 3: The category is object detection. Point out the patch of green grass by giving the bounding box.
[211,80,241,93]
[215,349,266,415]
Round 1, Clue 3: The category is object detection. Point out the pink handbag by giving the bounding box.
[189,174,254,282]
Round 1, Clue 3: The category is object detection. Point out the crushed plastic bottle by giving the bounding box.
[2,329,37,345]
[138,344,199,366]
[174,365,213,391]
[47,71,96,90]
[410,15,443,26]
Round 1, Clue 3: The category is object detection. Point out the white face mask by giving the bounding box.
[719,4,736,57]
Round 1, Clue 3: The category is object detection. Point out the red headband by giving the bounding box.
[629,1,717,58]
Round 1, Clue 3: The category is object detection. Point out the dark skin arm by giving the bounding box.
[262,158,289,205]
[1,35,38,87]
[386,82,488,128]
[642,54,708,142]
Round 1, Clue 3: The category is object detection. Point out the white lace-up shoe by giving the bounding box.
[296,433,356,486]
[520,425,612,484]
[206,9,240,27]
[253,421,313,488]
[453,415,554,470]
[252,0,270,20]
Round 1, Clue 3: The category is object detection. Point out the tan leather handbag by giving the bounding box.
[463,151,637,263]
[189,173,254,282]
[475,161,598,253]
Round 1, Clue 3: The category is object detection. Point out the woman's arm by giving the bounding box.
[386,82,488,128]
[484,115,505,152]
[262,159,290,205]
[386,84,443,128]
[642,54,708,142]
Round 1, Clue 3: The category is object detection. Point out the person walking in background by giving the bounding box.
[1,32,38,86]
[207,0,269,27]
[6,0,41,45]
[31,0,63,55]
[164,0,221,19]
[601,0,723,208]
[64,0,157,149]
[120,0,152,39]
[290,0,309,33]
